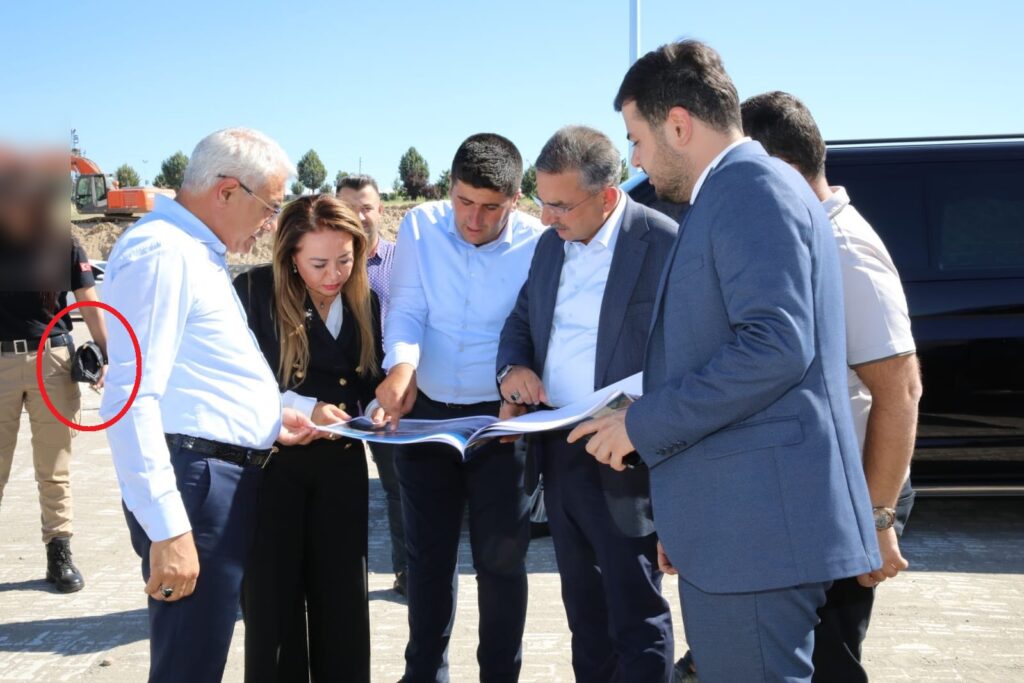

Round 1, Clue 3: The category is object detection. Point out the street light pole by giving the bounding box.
[629,0,640,66]
[628,0,641,175]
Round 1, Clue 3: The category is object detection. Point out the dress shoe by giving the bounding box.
[46,537,85,593]
[673,650,698,682]
[393,570,407,596]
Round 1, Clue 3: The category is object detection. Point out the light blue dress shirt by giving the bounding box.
[384,200,544,404]
[542,191,626,407]
[99,196,282,542]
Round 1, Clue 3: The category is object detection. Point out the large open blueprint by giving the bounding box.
[317,373,642,459]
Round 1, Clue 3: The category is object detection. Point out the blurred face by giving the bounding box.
[622,101,693,203]
[219,173,286,254]
[535,170,616,244]
[293,229,355,300]
[338,184,382,244]
[449,180,519,246]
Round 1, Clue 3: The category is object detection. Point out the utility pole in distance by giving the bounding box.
[628,0,641,175]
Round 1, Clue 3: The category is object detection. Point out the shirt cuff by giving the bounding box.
[131,492,192,543]
[282,390,318,419]
[384,342,420,371]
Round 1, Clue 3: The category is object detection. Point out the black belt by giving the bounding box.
[0,333,73,355]
[419,391,501,412]
[165,434,274,468]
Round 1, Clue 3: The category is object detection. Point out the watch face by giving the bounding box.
[873,507,895,530]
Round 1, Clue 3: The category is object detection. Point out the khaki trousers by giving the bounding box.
[0,345,81,543]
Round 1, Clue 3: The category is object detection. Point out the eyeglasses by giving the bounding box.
[217,174,282,220]
[533,190,602,217]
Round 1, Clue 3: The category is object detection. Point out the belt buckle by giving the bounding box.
[262,447,278,469]
[14,340,27,354]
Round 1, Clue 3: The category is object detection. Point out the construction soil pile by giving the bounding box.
[72,200,542,265]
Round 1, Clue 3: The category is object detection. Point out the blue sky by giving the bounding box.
[4,0,1021,190]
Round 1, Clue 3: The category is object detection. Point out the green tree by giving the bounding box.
[398,147,430,199]
[152,151,189,190]
[435,169,452,196]
[297,150,327,194]
[290,180,305,196]
[319,182,334,194]
[620,158,631,183]
[115,164,140,188]
[521,164,537,197]
[391,177,407,200]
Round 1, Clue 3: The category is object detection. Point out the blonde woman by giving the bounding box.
[234,194,381,682]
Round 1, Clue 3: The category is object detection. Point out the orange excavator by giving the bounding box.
[70,148,174,219]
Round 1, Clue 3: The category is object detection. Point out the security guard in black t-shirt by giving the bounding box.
[0,237,108,593]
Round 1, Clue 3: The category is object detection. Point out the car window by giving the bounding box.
[825,162,931,280]
[930,160,1024,272]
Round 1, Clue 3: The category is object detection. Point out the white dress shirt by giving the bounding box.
[384,200,544,404]
[543,191,626,407]
[99,196,282,542]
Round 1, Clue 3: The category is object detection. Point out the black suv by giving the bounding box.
[624,136,1024,492]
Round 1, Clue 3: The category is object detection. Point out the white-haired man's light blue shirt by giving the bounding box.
[99,195,281,542]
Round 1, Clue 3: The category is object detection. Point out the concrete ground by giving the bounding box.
[1,332,1023,681]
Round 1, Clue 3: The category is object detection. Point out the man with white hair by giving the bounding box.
[100,127,318,681]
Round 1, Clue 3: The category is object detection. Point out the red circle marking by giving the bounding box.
[35,301,142,431]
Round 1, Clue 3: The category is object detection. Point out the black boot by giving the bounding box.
[46,537,85,593]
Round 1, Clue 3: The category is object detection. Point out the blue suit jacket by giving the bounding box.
[626,141,880,593]
[498,196,678,537]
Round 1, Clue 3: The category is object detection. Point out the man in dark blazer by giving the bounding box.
[497,126,676,682]
[571,42,881,682]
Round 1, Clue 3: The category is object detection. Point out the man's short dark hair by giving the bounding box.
[614,39,741,133]
[536,126,621,192]
[741,91,826,180]
[450,133,523,197]
[338,174,379,193]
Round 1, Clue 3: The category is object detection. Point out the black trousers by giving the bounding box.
[394,392,530,683]
[812,479,916,683]
[124,447,262,683]
[242,439,370,683]
[540,430,675,683]
[369,441,407,575]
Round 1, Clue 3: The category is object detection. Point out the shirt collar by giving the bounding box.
[368,237,394,264]
[565,189,626,254]
[690,136,751,204]
[445,200,517,251]
[153,194,227,256]
[822,185,851,220]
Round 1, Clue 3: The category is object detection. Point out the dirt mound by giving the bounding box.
[71,200,542,264]
[72,222,125,262]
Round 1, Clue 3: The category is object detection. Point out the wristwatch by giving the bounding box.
[496,364,515,389]
[872,506,896,531]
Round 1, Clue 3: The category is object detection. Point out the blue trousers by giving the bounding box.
[394,393,530,683]
[541,431,674,682]
[679,576,830,683]
[124,447,261,683]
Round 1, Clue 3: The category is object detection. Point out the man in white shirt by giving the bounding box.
[738,91,922,683]
[375,133,544,682]
[497,126,677,682]
[99,128,318,682]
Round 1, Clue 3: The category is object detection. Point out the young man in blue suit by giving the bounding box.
[497,126,676,682]
[570,41,881,682]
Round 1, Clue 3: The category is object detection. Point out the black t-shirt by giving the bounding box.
[0,238,96,340]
